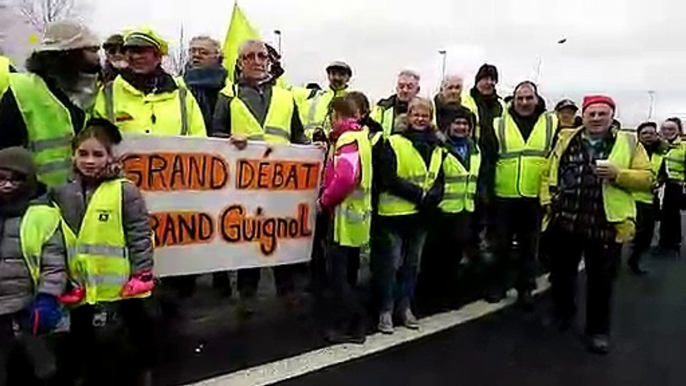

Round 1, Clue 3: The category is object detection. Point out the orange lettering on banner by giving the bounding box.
[236,159,320,191]
[151,212,215,247]
[219,203,313,255]
[122,153,229,192]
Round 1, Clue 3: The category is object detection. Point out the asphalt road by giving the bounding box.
[278,250,686,386]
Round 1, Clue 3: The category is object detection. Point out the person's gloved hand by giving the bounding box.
[121,271,155,298]
[26,294,62,335]
[58,286,85,305]
[420,184,442,210]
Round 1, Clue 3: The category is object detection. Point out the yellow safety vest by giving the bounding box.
[95,75,206,137]
[602,131,639,223]
[61,179,142,305]
[439,145,481,213]
[494,112,556,198]
[461,92,505,142]
[9,73,75,187]
[333,130,373,247]
[633,151,663,204]
[368,129,383,147]
[378,134,443,216]
[301,88,347,139]
[21,205,62,289]
[229,85,294,144]
[0,56,10,97]
[664,139,686,182]
[291,86,316,106]
[371,105,396,139]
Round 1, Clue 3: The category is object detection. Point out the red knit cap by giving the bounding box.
[582,95,616,111]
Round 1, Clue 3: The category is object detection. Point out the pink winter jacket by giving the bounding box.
[320,118,363,210]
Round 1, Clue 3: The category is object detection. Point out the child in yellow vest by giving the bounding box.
[51,118,155,385]
[0,147,67,383]
[318,97,372,344]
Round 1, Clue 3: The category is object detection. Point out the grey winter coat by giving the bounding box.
[50,175,154,275]
[0,195,67,316]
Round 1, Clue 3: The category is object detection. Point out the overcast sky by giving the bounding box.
[3,0,686,125]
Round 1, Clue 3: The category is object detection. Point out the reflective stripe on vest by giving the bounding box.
[333,130,373,247]
[103,79,190,135]
[494,113,554,198]
[230,86,294,144]
[603,131,638,222]
[20,205,62,288]
[9,73,74,187]
[61,179,137,305]
[439,146,481,214]
[378,134,443,216]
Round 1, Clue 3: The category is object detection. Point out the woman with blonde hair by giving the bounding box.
[375,97,445,334]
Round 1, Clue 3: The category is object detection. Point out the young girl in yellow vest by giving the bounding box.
[376,97,444,334]
[0,147,66,383]
[52,118,155,385]
[317,97,372,344]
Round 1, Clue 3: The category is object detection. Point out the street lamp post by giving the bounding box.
[648,90,656,119]
[274,30,282,55]
[438,50,447,83]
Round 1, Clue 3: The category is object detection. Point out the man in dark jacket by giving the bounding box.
[101,34,127,84]
[434,74,464,127]
[371,70,421,137]
[184,36,228,132]
[486,81,553,307]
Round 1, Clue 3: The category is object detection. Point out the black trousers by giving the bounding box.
[68,299,155,380]
[659,182,683,251]
[237,265,298,298]
[417,212,475,313]
[0,314,14,386]
[549,227,620,335]
[0,313,57,385]
[327,244,365,333]
[629,201,658,266]
[490,198,541,293]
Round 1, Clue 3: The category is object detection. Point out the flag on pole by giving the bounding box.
[222,2,288,87]
[222,2,259,82]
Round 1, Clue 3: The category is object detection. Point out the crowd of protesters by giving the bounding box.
[0,20,684,385]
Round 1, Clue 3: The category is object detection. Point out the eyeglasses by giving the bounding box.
[240,52,269,62]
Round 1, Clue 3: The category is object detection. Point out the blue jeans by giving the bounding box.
[377,216,429,313]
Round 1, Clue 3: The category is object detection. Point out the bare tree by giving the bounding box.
[162,24,188,76]
[14,0,82,31]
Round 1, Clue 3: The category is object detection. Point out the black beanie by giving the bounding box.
[475,64,499,84]
[636,121,657,134]
[439,105,476,132]
[0,147,36,177]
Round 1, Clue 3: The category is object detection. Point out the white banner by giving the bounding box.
[116,136,324,277]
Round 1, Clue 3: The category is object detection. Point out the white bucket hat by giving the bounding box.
[37,20,100,52]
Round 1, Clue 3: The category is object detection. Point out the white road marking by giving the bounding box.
[188,274,553,386]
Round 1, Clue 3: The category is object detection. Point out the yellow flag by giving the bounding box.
[222,3,289,88]
[222,3,259,82]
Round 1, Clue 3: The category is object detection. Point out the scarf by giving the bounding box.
[184,66,228,127]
